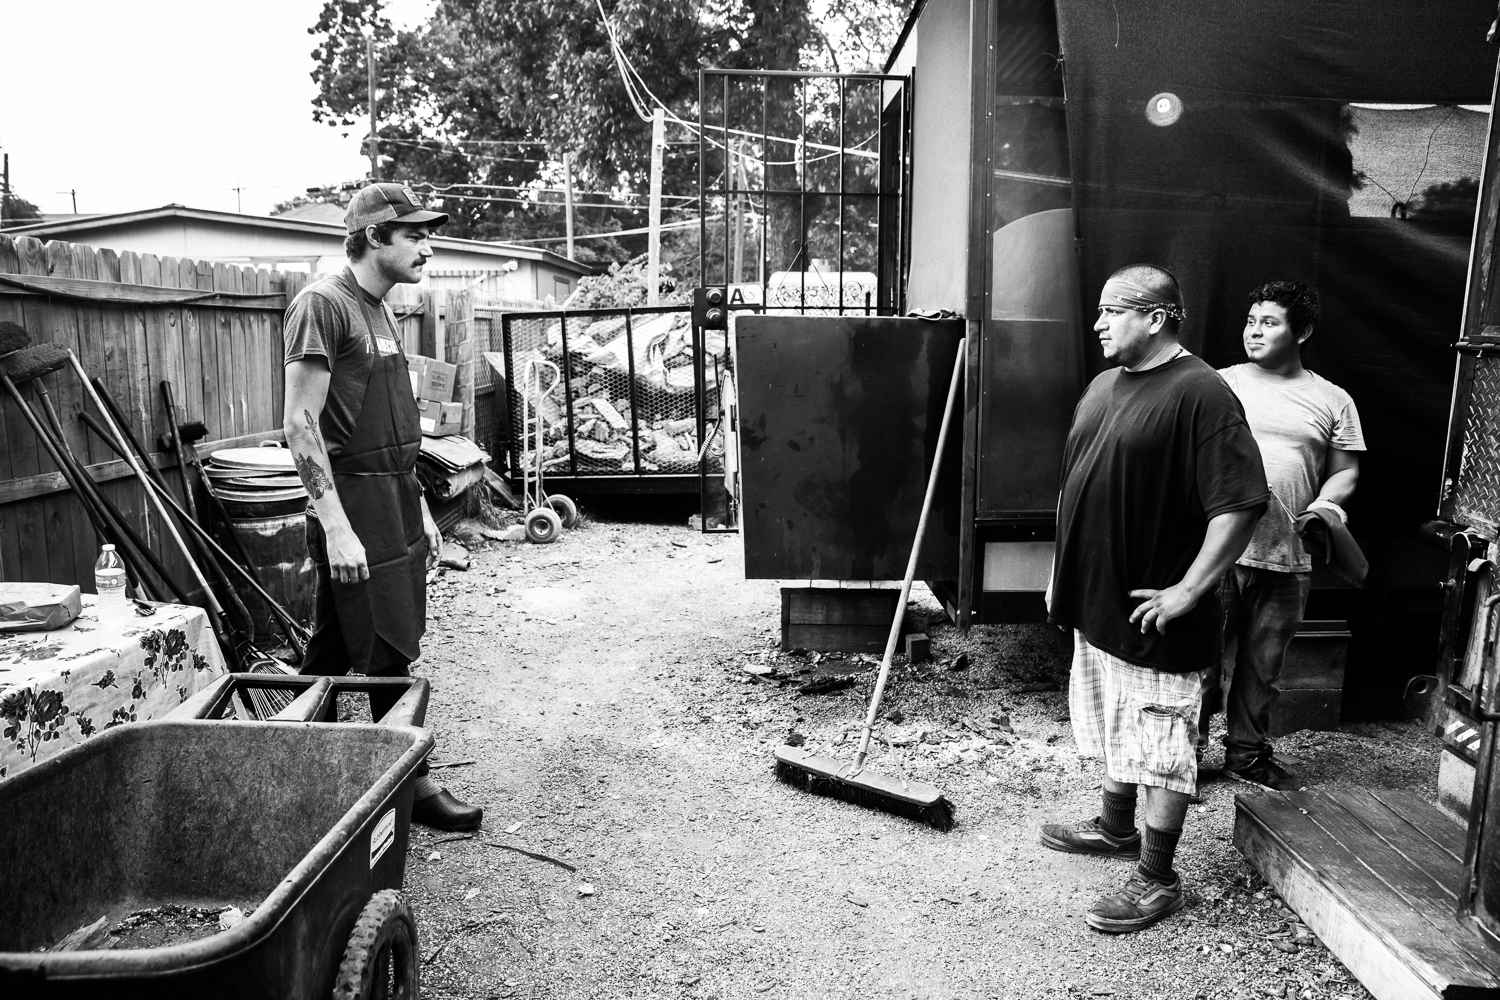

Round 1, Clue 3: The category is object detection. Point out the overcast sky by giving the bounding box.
[3,0,433,218]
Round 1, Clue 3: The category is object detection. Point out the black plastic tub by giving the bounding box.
[0,717,432,998]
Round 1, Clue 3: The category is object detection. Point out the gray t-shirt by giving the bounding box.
[283,268,401,456]
[1219,363,1366,573]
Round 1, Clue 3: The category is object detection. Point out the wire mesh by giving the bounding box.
[500,308,731,478]
[1454,355,1500,532]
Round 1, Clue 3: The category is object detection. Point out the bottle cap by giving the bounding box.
[102,544,115,551]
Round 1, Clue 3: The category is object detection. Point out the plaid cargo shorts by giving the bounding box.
[1068,630,1205,794]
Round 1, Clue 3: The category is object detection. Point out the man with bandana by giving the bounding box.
[1039,263,1268,932]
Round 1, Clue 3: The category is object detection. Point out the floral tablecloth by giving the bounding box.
[0,595,226,778]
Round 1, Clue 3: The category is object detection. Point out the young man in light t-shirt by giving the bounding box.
[1201,281,1365,790]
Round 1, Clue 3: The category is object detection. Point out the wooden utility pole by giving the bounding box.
[563,152,576,261]
[647,108,665,305]
[1,153,10,220]
[367,37,380,181]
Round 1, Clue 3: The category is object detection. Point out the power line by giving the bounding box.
[409,186,696,212]
[420,179,694,202]
[502,214,721,244]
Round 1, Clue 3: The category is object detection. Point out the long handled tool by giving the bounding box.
[79,411,310,658]
[773,339,966,832]
[0,371,162,601]
[152,384,259,582]
[25,380,190,605]
[82,377,257,644]
[0,331,165,601]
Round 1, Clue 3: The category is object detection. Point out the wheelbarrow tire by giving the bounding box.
[525,507,563,544]
[333,889,420,1000]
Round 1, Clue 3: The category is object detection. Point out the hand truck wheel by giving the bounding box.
[333,889,419,1000]
[545,494,579,529]
[525,506,563,544]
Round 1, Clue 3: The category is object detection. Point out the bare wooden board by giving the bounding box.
[1235,788,1500,1000]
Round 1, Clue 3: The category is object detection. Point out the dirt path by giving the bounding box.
[405,514,1434,999]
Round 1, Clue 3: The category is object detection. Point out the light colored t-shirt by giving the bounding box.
[1219,363,1366,573]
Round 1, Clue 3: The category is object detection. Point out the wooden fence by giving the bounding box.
[0,233,511,596]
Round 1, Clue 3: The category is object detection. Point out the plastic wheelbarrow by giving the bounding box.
[0,686,433,998]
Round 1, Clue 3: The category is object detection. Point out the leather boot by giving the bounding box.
[412,788,483,831]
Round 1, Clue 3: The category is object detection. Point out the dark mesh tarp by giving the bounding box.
[1056,0,1494,545]
[1053,1,1497,707]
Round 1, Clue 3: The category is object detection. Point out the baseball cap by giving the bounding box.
[344,182,449,234]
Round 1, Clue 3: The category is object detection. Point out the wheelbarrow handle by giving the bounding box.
[379,677,430,728]
[173,674,237,719]
[268,677,334,722]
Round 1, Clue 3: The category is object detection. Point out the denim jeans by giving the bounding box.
[1198,565,1311,769]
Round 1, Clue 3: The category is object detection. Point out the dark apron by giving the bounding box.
[316,273,427,670]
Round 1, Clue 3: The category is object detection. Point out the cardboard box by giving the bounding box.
[417,398,464,437]
[407,354,458,402]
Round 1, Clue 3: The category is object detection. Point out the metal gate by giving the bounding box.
[697,69,912,317]
[494,305,731,492]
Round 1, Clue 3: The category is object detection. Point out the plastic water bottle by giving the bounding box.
[94,544,127,620]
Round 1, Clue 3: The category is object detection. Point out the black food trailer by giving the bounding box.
[725,2,1500,995]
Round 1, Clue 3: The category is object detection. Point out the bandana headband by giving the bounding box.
[1100,277,1186,323]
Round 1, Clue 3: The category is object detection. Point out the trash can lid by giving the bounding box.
[209,447,296,472]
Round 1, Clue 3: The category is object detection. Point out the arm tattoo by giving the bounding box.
[294,453,334,501]
[303,408,325,452]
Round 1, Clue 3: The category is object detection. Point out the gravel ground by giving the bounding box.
[401,513,1441,1000]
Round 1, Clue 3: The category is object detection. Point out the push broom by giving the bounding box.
[774,338,966,832]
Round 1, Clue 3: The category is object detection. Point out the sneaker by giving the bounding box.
[1039,817,1141,859]
[1086,873,1186,933]
[1225,756,1302,792]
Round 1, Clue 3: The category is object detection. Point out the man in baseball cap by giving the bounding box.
[343,181,451,233]
[282,180,482,832]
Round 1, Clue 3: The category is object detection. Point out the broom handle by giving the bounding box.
[853,339,967,771]
[66,352,225,617]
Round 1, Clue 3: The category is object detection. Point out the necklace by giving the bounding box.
[1131,345,1188,372]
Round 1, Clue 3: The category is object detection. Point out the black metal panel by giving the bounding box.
[736,315,964,580]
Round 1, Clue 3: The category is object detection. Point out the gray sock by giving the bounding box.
[414,775,442,799]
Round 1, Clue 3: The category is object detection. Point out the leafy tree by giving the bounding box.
[306,0,909,276]
[1,191,42,223]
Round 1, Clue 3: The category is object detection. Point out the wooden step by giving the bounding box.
[1235,787,1500,999]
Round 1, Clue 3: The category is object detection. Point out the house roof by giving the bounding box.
[4,204,595,276]
[273,202,348,224]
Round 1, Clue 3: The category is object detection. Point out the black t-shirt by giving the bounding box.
[1049,355,1269,672]
[283,269,401,456]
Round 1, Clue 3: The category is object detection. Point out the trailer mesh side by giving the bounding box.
[1453,355,1500,534]
[493,307,730,481]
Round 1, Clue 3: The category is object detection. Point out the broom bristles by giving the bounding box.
[0,321,30,357]
[774,759,956,832]
[0,343,70,383]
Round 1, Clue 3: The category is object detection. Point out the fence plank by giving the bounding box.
[193,259,220,436]
[176,257,206,441]
[47,243,98,582]
[445,290,476,436]
[0,237,22,578]
[159,256,189,452]
[13,238,57,582]
[229,264,252,438]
